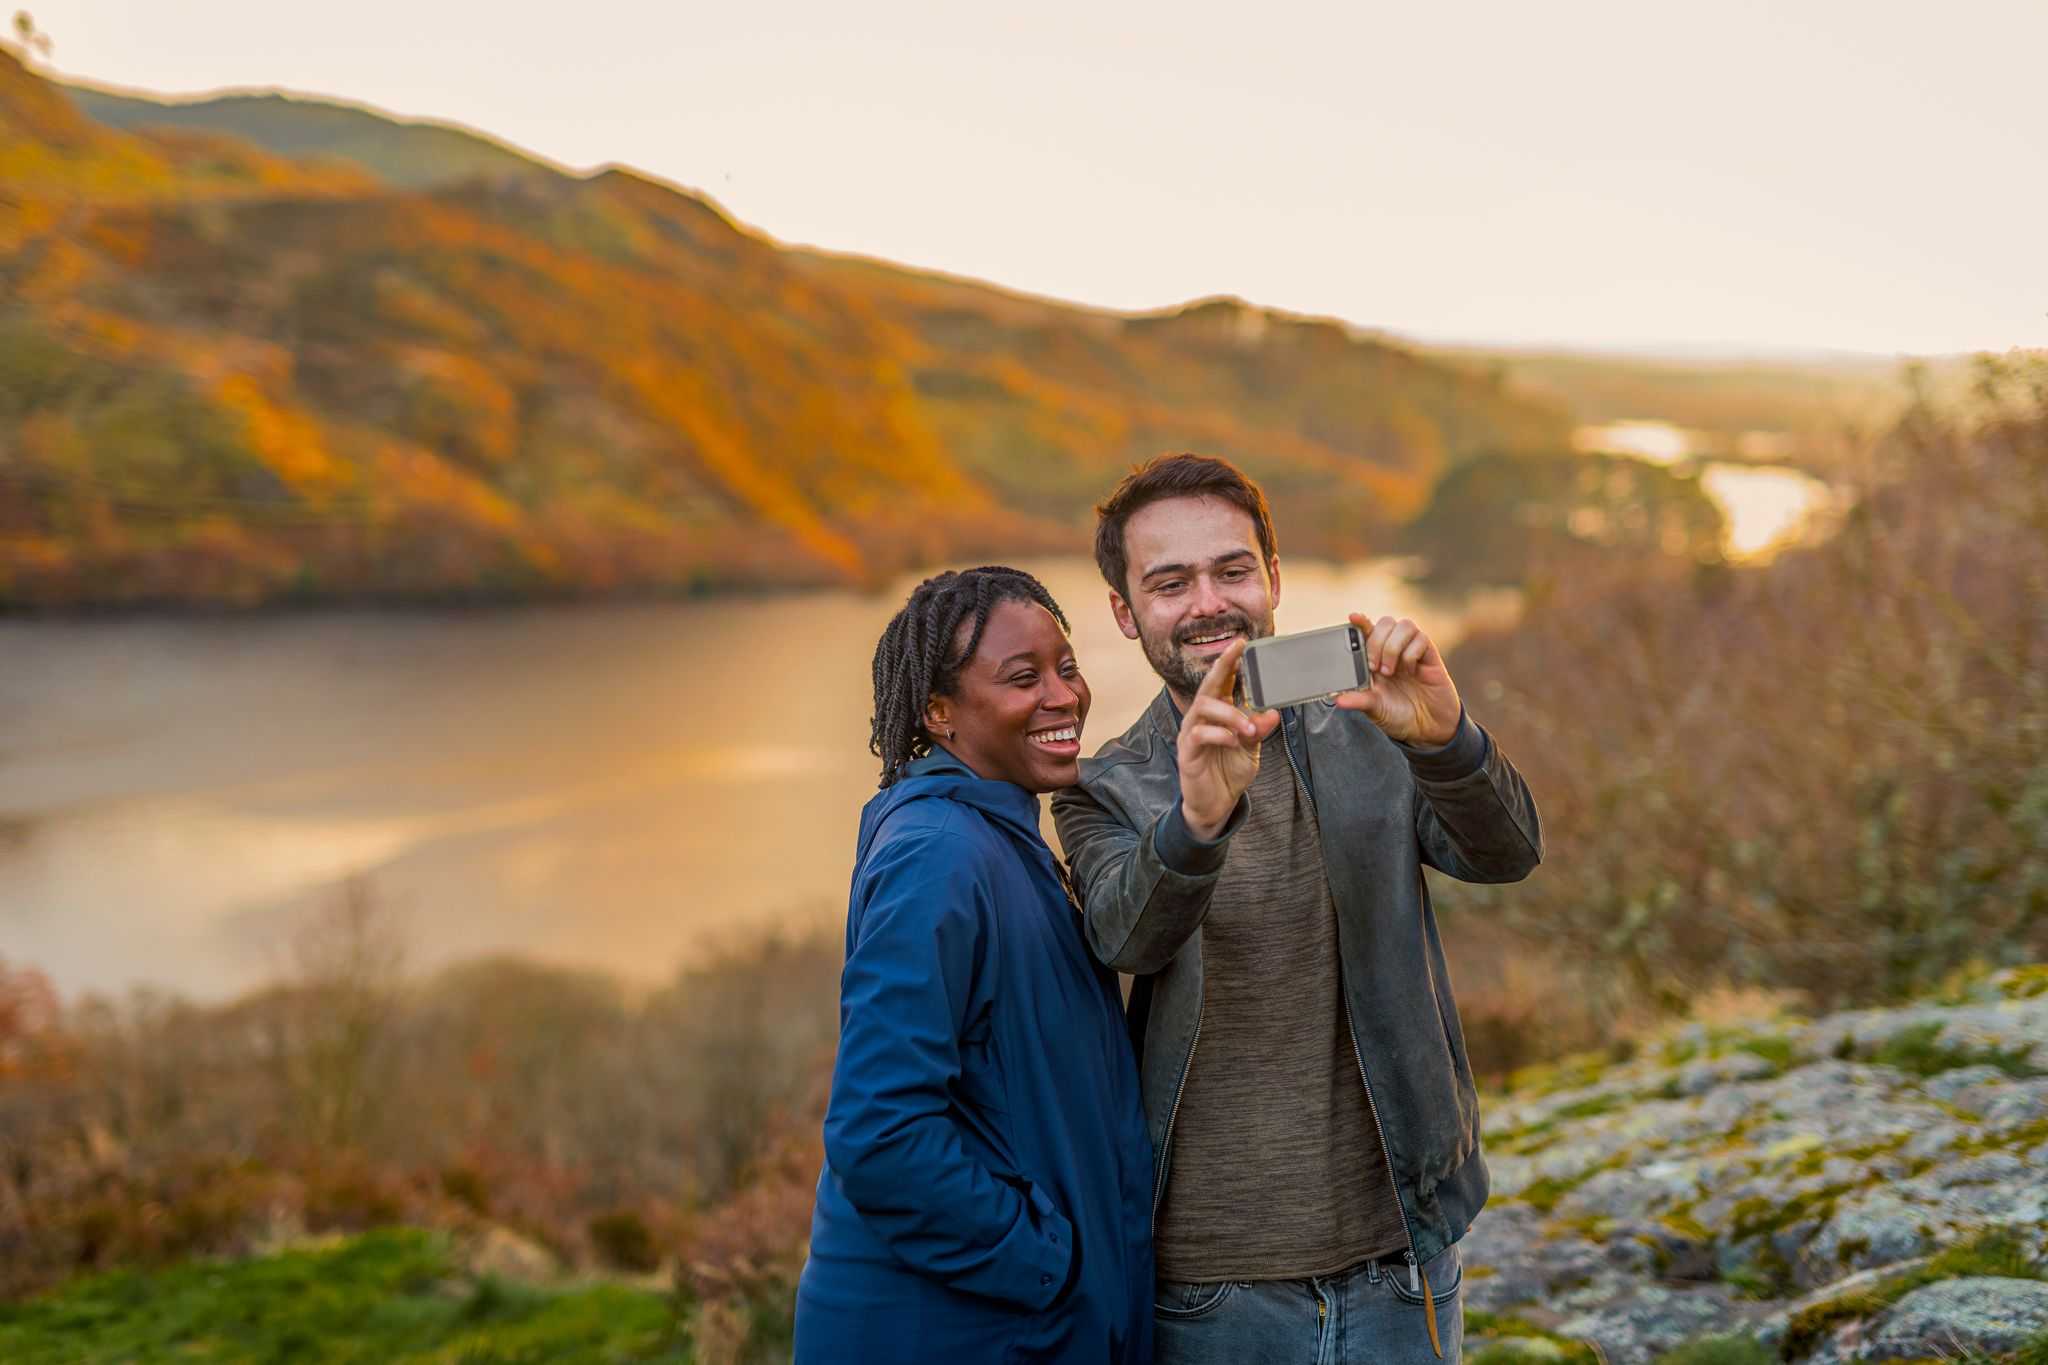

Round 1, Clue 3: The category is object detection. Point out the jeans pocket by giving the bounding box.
[1388,1243,1463,1306]
[1152,1278,1240,1320]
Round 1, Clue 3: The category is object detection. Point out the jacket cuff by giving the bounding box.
[1397,706,1487,782]
[1153,795,1246,875]
[1024,1183,1079,1310]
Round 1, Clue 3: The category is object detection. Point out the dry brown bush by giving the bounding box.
[1438,352,2047,1049]
[0,882,841,1300]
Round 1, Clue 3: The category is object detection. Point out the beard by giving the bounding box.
[1138,605,1276,697]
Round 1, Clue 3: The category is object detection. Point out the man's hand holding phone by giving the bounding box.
[1178,638,1281,840]
[1332,613,1462,746]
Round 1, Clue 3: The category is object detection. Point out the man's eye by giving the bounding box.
[1222,568,1250,581]
[1155,580,1185,594]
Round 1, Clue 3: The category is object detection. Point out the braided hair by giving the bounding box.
[870,565,1071,788]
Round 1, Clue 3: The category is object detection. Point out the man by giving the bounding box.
[1053,453,1542,1364]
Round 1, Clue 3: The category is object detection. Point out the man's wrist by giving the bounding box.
[1397,705,1487,781]
[1155,796,1243,875]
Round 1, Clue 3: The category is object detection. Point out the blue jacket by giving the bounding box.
[796,753,1154,1364]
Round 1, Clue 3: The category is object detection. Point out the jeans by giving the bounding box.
[1152,1241,1464,1365]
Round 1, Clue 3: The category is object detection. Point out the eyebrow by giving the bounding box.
[992,647,1071,673]
[1139,549,1258,582]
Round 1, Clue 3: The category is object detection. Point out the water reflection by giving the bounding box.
[0,557,1495,999]
[1572,421,1839,559]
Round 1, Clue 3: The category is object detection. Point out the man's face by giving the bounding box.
[1110,495,1280,701]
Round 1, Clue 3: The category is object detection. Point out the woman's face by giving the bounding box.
[928,599,1091,793]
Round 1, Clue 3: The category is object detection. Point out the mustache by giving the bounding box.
[1174,613,1253,647]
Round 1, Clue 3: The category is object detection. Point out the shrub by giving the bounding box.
[588,1210,662,1274]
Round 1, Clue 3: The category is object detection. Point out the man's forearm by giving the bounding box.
[1407,715,1543,883]
[1053,789,1245,974]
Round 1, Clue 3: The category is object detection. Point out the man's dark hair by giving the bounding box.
[1093,453,1279,599]
[870,565,1070,788]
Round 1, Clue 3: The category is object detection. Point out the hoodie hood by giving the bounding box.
[857,751,1050,868]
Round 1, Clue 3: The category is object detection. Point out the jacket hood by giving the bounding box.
[856,751,1047,865]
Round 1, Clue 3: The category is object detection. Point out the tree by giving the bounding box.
[12,11,54,62]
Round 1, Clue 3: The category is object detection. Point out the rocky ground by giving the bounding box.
[1459,966,2048,1365]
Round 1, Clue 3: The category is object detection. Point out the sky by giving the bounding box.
[26,0,2048,355]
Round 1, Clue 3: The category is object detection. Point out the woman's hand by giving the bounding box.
[1177,639,1279,839]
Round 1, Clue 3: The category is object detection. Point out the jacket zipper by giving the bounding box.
[1285,714,1431,1317]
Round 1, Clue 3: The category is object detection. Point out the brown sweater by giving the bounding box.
[1152,730,1410,1282]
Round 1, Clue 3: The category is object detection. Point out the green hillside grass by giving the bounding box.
[63,84,562,189]
[0,1228,703,1364]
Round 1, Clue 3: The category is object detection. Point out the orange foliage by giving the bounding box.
[210,375,356,498]
[0,49,1570,608]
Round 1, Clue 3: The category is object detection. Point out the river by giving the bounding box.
[0,557,1511,1000]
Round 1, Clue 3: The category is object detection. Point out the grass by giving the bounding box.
[1653,1334,1773,1365]
[1866,1021,2042,1079]
[1465,1311,1601,1365]
[1735,1036,1798,1075]
[0,1228,693,1364]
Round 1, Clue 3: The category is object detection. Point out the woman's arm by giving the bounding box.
[822,826,1075,1310]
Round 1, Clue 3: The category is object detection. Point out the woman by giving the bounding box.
[795,566,1154,1364]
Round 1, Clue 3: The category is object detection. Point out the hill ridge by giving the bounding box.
[3,50,1572,609]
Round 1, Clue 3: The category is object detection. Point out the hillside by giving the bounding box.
[63,82,565,189]
[1432,344,1955,470]
[1,52,1572,608]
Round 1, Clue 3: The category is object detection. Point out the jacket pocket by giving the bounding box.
[1389,1243,1463,1306]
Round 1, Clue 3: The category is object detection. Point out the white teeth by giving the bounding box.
[1030,727,1077,744]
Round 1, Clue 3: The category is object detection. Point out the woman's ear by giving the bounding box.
[925,699,955,741]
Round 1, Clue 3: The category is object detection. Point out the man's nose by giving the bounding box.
[1190,576,1228,618]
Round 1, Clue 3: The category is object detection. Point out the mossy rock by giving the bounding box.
[1652,1333,1774,1365]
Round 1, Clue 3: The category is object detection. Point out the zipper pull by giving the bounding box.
[1407,1251,1420,1295]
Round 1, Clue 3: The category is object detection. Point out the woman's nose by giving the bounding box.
[1042,672,1079,711]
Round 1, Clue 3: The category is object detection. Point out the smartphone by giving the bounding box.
[1236,623,1371,711]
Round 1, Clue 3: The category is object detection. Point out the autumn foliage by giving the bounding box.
[0,47,1569,609]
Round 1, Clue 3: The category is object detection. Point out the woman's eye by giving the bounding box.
[1009,673,1038,687]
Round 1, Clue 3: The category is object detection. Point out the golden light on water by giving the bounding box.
[1573,420,1694,464]
[1573,421,1838,561]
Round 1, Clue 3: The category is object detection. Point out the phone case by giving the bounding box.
[1239,623,1371,710]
